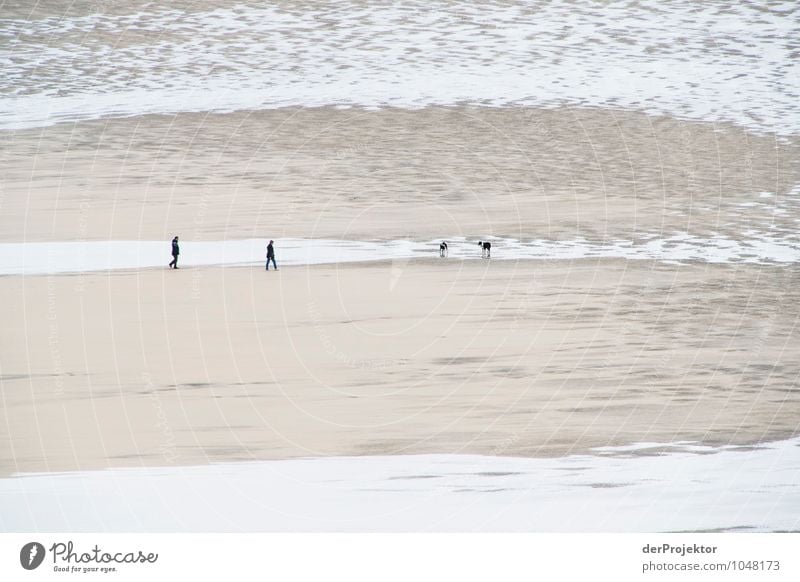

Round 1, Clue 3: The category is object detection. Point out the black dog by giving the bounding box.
[478,240,491,258]
[439,241,448,257]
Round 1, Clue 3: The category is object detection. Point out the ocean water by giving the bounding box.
[2,438,798,532]
[1,0,798,133]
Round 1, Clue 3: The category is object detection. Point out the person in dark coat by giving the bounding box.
[169,236,180,269]
[266,240,277,271]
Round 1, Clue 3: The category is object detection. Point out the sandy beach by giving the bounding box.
[0,107,800,482]
[2,107,798,245]
[3,105,800,477]
[2,258,798,476]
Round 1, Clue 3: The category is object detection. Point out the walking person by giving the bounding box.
[168,236,180,269]
[266,240,277,271]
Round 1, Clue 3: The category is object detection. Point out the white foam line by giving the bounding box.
[1,234,798,275]
[1,437,798,532]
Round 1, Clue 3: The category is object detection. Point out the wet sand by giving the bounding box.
[2,259,798,476]
[2,107,799,244]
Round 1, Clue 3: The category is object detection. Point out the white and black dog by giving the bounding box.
[478,240,491,258]
[439,241,448,257]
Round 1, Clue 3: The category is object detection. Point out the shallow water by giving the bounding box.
[2,1,798,133]
[2,437,797,532]
[2,230,799,275]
